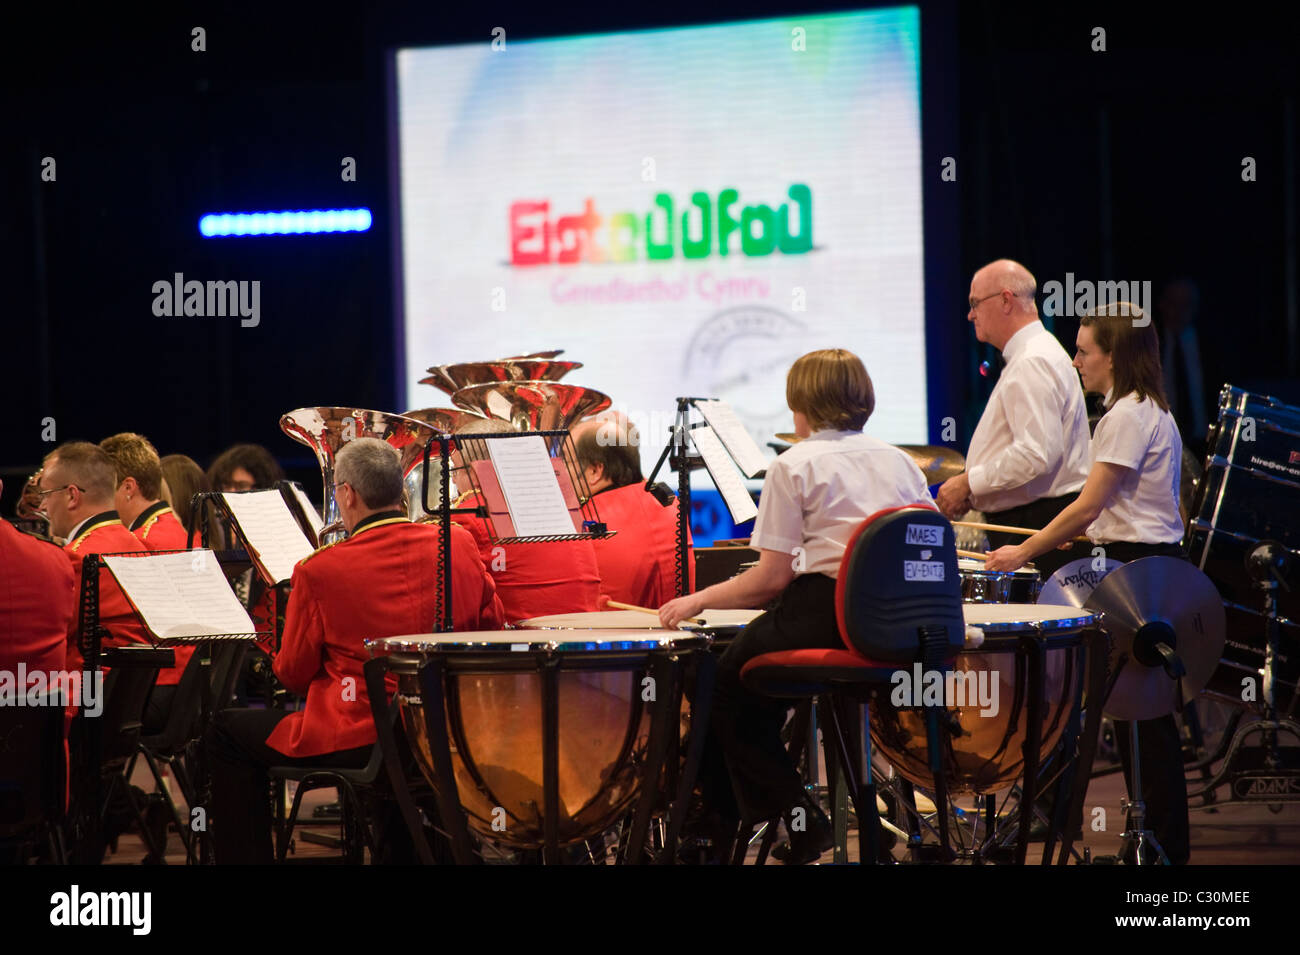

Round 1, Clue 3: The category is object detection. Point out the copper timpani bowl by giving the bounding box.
[869,604,1100,795]
[367,629,708,851]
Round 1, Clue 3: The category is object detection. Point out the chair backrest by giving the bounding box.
[0,704,65,840]
[94,646,171,766]
[834,504,964,664]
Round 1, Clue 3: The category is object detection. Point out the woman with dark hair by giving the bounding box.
[659,348,934,863]
[207,443,285,493]
[985,301,1189,863]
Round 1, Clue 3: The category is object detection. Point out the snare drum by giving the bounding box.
[958,557,1041,603]
[870,603,1100,794]
[367,629,706,853]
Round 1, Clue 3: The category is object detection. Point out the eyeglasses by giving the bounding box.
[968,291,1004,311]
[35,484,81,499]
[969,290,1032,311]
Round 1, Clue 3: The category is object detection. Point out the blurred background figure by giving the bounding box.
[161,453,220,545]
[1157,278,1208,457]
[207,443,285,493]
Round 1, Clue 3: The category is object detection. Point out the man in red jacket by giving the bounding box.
[101,433,190,551]
[571,417,694,607]
[451,417,601,623]
[37,443,150,673]
[0,478,76,681]
[205,437,505,864]
[100,432,194,726]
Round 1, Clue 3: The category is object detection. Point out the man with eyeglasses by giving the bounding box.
[38,442,150,669]
[935,259,1091,576]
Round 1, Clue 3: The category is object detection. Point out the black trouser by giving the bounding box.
[710,574,844,823]
[142,685,176,737]
[1096,540,1190,864]
[204,708,374,865]
[985,492,1089,580]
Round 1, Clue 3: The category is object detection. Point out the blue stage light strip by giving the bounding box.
[199,208,373,237]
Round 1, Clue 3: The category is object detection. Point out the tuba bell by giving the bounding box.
[420,359,583,396]
[280,407,448,543]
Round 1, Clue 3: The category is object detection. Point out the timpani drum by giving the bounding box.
[366,629,707,852]
[519,608,763,652]
[869,603,1100,794]
[958,557,1042,604]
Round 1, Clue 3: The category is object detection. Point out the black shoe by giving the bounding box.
[772,795,834,865]
[142,795,171,864]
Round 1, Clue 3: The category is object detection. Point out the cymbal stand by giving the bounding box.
[1114,720,1171,865]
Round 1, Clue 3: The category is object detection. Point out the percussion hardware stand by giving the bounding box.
[541,657,562,864]
[1055,626,1110,865]
[1114,720,1171,866]
[363,658,436,865]
[645,398,710,599]
[655,650,717,864]
[624,653,680,864]
[1185,542,1300,806]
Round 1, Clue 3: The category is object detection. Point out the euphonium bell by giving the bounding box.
[420,359,583,396]
[449,382,611,433]
[280,407,448,543]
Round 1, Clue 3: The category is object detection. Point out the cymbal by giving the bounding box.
[421,360,583,395]
[1083,557,1226,720]
[898,445,966,484]
[773,432,802,444]
[1037,556,1124,607]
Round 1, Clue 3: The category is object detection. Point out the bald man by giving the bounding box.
[572,416,694,607]
[936,259,1091,577]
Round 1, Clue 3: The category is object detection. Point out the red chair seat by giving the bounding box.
[741,647,899,699]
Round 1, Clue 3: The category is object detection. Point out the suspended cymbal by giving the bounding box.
[402,407,486,435]
[450,382,611,433]
[1083,557,1226,720]
[1038,556,1124,607]
[421,360,583,395]
[898,445,966,484]
[774,432,802,444]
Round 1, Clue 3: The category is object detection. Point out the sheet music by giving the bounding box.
[289,483,324,535]
[103,551,256,639]
[222,490,315,584]
[695,399,768,478]
[486,435,576,537]
[690,426,758,524]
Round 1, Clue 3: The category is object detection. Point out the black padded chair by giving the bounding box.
[739,505,965,864]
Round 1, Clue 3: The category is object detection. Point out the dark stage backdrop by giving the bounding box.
[2,1,1296,518]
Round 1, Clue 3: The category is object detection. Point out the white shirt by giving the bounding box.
[1086,391,1184,544]
[966,320,1091,512]
[751,429,935,577]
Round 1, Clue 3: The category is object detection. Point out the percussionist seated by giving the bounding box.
[659,349,933,864]
[204,438,505,865]
[571,414,694,609]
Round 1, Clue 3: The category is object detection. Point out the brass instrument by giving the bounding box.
[450,381,611,433]
[280,408,445,542]
[420,359,582,395]
[400,407,487,435]
[14,467,52,539]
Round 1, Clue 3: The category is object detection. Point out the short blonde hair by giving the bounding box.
[786,349,875,432]
[100,432,164,499]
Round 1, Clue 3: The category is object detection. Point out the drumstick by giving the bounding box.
[954,520,1090,543]
[956,549,989,561]
[605,599,705,626]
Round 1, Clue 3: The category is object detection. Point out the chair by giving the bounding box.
[132,639,249,864]
[0,704,68,864]
[739,505,965,864]
[268,657,435,865]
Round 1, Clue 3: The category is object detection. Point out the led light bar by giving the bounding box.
[199,208,373,237]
